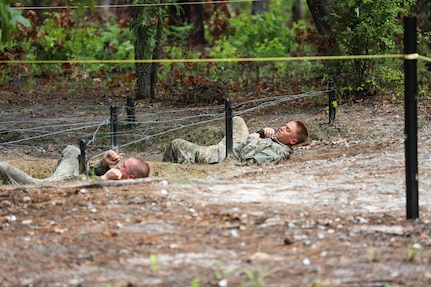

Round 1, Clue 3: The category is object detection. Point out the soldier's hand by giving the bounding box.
[262,127,275,138]
[102,150,120,167]
[101,168,122,180]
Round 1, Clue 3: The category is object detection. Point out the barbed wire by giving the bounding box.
[1,122,105,145]
[0,89,331,160]
[87,119,111,146]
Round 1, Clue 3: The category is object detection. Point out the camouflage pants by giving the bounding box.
[0,145,81,185]
[163,116,250,164]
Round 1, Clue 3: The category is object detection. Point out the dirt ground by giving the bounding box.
[1,87,431,287]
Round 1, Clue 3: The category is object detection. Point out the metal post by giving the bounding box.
[404,16,419,219]
[225,98,233,157]
[78,139,87,174]
[328,78,336,124]
[110,105,119,151]
[126,95,136,128]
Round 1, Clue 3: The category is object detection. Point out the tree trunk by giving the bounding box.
[251,0,269,15]
[306,0,331,35]
[249,0,269,90]
[131,5,153,100]
[169,0,207,45]
[134,43,153,100]
[98,0,114,22]
[150,16,164,97]
[292,0,303,23]
[306,0,336,48]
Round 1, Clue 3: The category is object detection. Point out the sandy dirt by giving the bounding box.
[1,89,431,287]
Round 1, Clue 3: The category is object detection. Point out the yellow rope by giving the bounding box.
[0,54,406,64]
[0,53,427,65]
[418,54,431,62]
[16,0,257,10]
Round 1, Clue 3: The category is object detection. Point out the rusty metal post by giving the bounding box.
[78,139,87,174]
[110,105,118,151]
[225,98,233,157]
[126,95,136,128]
[328,78,336,124]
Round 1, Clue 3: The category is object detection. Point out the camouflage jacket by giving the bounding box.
[235,136,293,164]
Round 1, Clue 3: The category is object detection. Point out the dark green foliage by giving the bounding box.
[318,0,416,99]
[200,6,312,94]
[0,0,430,102]
[0,0,30,42]
[0,10,133,79]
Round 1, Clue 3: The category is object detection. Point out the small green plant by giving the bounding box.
[149,254,159,272]
[325,100,338,115]
[214,261,234,280]
[88,166,99,182]
[190,276,200,287]
[406,243,422,262]
[242,267,270,287]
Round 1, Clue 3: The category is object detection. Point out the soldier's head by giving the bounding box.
[275,120,309,146]
[117,157,150,179]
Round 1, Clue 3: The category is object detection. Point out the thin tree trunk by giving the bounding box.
[306,0,336,48]
[292,0,303,23]
[131,5,153,99]
[306,0,331,35]
[251,0,269,15]
[150,16,164,97]
[168,0,207,45]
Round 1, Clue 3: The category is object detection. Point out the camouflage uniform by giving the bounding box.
[0,145,105,185]
[163,116,293,164]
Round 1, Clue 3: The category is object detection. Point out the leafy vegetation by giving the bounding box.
[0,0,30,42]
[1,10,133,79]
[206,8,309,87]
[0,0,430,101]
[319,0,416,99]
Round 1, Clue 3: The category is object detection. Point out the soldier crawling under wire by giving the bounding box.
[163,116,309,164]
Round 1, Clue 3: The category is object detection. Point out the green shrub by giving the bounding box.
[207,8,308,87]
[318,0,416,99]
[1,11,134,79]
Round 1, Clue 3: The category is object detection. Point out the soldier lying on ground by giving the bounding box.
[0,146,150,185]
[163,116,309,164]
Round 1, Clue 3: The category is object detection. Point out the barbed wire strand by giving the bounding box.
[1,117,107,131]
[1,89,330,160]
[0,89,331,137]
[1,122,104,145]
[89,90,330,158]
[87,119,110,146]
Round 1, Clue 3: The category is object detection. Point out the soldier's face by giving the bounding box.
[117,158,136,179]
[275,121,298,146]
